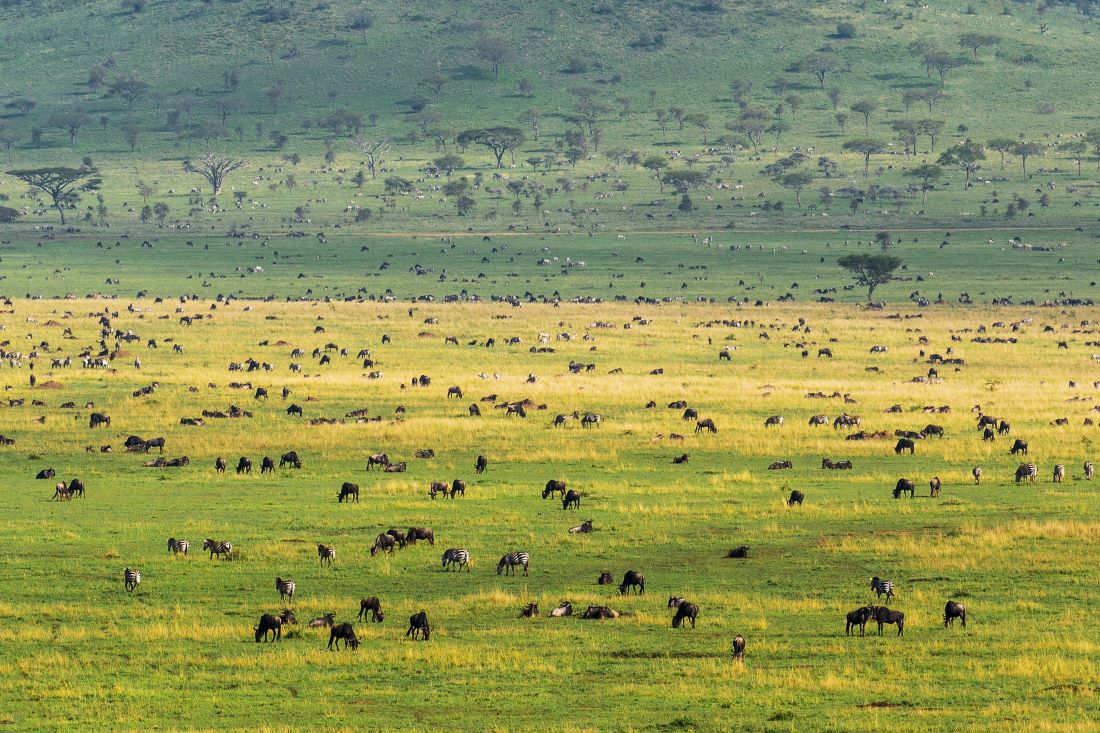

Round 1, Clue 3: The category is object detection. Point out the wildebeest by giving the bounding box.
[236,457,252,475]
[669,597,699,629]
[893,478,915,499]
[383,461,406,473]
[894,438,915,455]
[597,572,614,585]
[475,455,488,474]
[406,527,435,546]
[370,533,396,556]
[286,404,303,417]
[254,387,268,401]
[429,480,448,500]
[543,479,567,499]
[731,634,746,660]
[520,602,539,618]
[1010,439,1028,456]
[52,483,73,501]
[787,490,804,506]
[469,403,481,416]
[358,597,384,622]
[386,529,407,548]
[338,482,359,503]
[569,520,594,534]
[874,607,905,636]
[619,570,645,595]
[328,623,359,650]
[551,601,573,617]
[768,460,793,470]
[414,448,435,459]
[944,600,967,627]
[972,466,983,485]
[983,427,996,442]
[682,408,699,421]
[672,453,689,464]
[580,605,620,620]
[447,386,463,399]
[562,489,581,510]
[366,453,390,470]
[309,613,335,628]
[726,546,749,558]
[929,476,941,497]
[254,609,296,642]
[406,611,431,640]
[818,348,832,358]
[764,415,784,428]
[260,457,275,474]
[280,451,302,468]
[36,468,55,480]
[449,479,466,498]
[921,424,945,438]
[845,606,875,636]
[695,418,717,434]
[215,457,227,473]
[89,412,111,428]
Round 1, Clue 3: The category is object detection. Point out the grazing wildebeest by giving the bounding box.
[52,483,73,501]
[1010,439,1028,456]
[36,468,55,480]
[983,427,996,442]
[358,597,384,622]
[893,479,915,499]
[1015,463,1038,484]
[286,404,302,417]
[818,348,833,358]
[383,462,406,473]
[441,548,470,571]
[366,453,390,470]
[520,603,539,618]
[406,611,431,640]
[385,529,407,548]
[543,479,567,499]
[619,570,645,595]
[64,479,85,498]
[551,601,573,617]
[695,419,717,434]
[972,466,983,485]
[370,533,396,556]
[254,387,268,400]
[874,607,905,636]
[997,420,1011,435]
[469,403,481,417]
[562,489,581,510]
[894,438,915,455]
[328,623,359,650]
[726,546,749,558]
[89,412,111,428]
[254,609,296,642]
[236,457,252,475]
[787,490,804,507]
[475,455,488,474]
[309,613,335,628]
[921,424,945,439]
[682,408,698,421]
[597,572,614,585]
[338,482,359,503]
[580,605,620,620]
[447,386,463,399]
[768,460,793,470]
[215,456,227,473]
[669,597,699,629]
[569,520,594,534]
[731,634,746,661]
[318,544,336,566]
[260,457,275,474]
[450,479,466,498]
[845,606,875,636]
[672,453,689,464]
[406,527,435,546]
[929,476,941,497]
[429,481,449,500]
[280,451,302,468]
[1053,464,1066,483]
[764,415,784,428]
[944,600,967,627]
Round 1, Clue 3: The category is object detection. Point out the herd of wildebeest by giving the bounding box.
[11,298,1099,659]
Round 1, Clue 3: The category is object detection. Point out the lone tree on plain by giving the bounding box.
[457,127,524,168]
[49,111,92,149]
[797,53,840,88]
[350,136,389,179]
[6,166,100,225]
[850,100,878,131]
[776,171,814,208]
[987,137,1015,170]
[842,138,886,176]
[1012,141,1043,179]
[183,151,247,197]
[838,254,902,303]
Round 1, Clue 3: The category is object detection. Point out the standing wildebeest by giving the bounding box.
[894,438,915,455]
[89,412,111,428]
[260,457,275,474]
[318,544,336,566]
[983,427,996,442]
[429,481,449,500]
[818,348,833,358]
[944,600,967,627]
[682,408,699,421]
[1015,463,1038,484]
[1010,439,1028,456]
[469,403,481,417]
[764,415,784,428]
[441,548,470,571]
[328,623,359,650]
[845,606,875,636]
[286,404,303,417]
[695,418,718,434]
[280,451,301,468]
[787,490,804,507]
[929,476,941,497]
[597,572,614,585]
[358,597,384,622]
[215,457,227,473]
[972,466,983,485]
[1053,464,1066,483]
[386,529,407,548]
[370,533,396,556]
[893,479,915,499]
[236,457,252,475]
[449,479,466,498]
[874,607,905,636]
[338,482,359,503]
[475,455,488,474]
[406,611,431,640]
[254,609,296,642]
[52,482,72,501]
[447,386,463,399]
[731,634,746,661]
[998,420,1011,435]
[562,489,581,510]
[669,597,699,629]
[65,479,85,498]
[726,546,749,558]
[254,387,268,400]
[543,480,567,499]
[366,453,390,470]
[406,527,435,546]
[921,424,945,439]
[619,570,645,595]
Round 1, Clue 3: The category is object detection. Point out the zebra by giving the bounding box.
[124,567,141,592]
[167,537,190,555]
[581,413,602,428]
[870,576,894,601]
[1085,461,1094,481]
[764,415,784,428]
[318,544,336,566]
[442,548,470,572]
[276,577,296,601]
[496,551,530,577]
[203,539,233,560]
[1015,463,1038,484]
[972,466,983,485]
[1053,464,1065,483]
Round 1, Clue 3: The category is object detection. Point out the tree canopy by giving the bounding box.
[837,254,902,303]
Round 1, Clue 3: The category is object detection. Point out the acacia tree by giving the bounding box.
[1086,128,1100,170]
[457,127,524,168]
[49,111,92,149]
[1058,140,1087,175]
[107,76,149,110]
[797,52,840,88]
[777,171,813,208]
[987,137,1015,170]
[959,33,1001,60]
[6,166,100,225]
[350,136,389,179]
[938,139,985,184]
[642,154,668,191]
[905,163,943,205]
[727,108,771,154]
[475,36,515,77]
[850,100,877,131]
[0,124,18,164]
[183,151,247,197]
[1012,141,1043,179]
[842,138,886,176]
[838,253,902,303]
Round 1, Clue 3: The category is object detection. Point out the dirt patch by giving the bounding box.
[36,381,64,389]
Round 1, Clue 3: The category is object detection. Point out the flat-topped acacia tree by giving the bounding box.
[6,166,100,225]
[838,254,902,303]
[183,151,247,198]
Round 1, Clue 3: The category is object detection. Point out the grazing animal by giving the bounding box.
[768,460,793,470]
[469,403,481,416]
[921,424,945,438]
[597,572,614,585]
[36,468,55,480]
[808,415,829,426]
[983,427,996,442]
[66,479,85,498]
[972,466,983,485]
[619,570,645,595]
[89,412,111,428]
[167,537,189,555]
[318,544,336,566]
[1085,461,1094,481]
[338,482,359,503]
[254,610,296,642]
[429,480,448,500]
[672,453,689,464]
[1015,463,1038,484]
[358,597,384,622]
[894,438,915,455]
[260,456,275,474]
[731,634,746,660]
[124,567,141,592]
[682,408,699,421]
[52,482,73,501]
[669,597,699,629]
[726,546,749,559]
[386,529,407,548]
[764,415,784,428]
[447,386,463,399]
[366,453,390,470]
[581,413,602,428]
[442,548,470,572]
[695,418,718,434]
[998,420,1011,435]
[1053,464,1065,483]
[543,479,567,499]
[406,527,435,546]
[929,476,941,497]
[870,576,894,601]
[235,457,252,475]
[406,611,431,640]
[944,600,967,627]
[551,601,573,617]
[893,479,915,499]
[309,613,335,628]
[496,551,530,576]
[874,607,905,636]
[520,602,539,618]
[275,577,296,601]
[787,490,804,506]
[215,457,227,473]
[1010,439,1028,456]
[562,489,581,510]
[845,606,875,636]
[286,404,303,417]
[371,533,396,556]
[280,451,302,468]
[569,520,594,534]
[449,479,466,498]
[328,623,360,650]
[475,455,488,474]
[203,539,232,560]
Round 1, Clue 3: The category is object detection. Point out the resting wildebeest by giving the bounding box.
[280,451,301,468]
[1010,439,1028,456]
[787,490,804,506]
[726,546,749,558]
[768,460,793,470]
[366,453,390,470]
[569,520,594,534]
[893,478,915,499]
[672,454,689,464]
[383,461,406,473]
[874,607,905,636]
[580,606,620,620]
[215,457,227,473]
[597,572,614,585]
[35,468,55,480]
[358,597,384,622]
[328,623,359,650]
[406,527,435,546]
[944,600,967,627]
[894,438,915,455]
[669,597,699,629]
[260,457,275,474]
[520,603,539,618]
[370,533,396,556]
[235,457,252,475]
[338,482,359,503]
[475,455,488,474]
[414,449,435,459]
[562,489,581,510]
[254,609,296,642]
[543,480,567,499]
[406,611,431,640]
[619,570,645,595]
[845,606,875,637]
[551,601,573,617]
[89,412,111,428]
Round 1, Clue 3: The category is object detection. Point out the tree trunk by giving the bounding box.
[55,200,66,225]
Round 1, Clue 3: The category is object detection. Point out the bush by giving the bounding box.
[836,21,857,38]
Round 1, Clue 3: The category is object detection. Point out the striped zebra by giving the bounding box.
[496,551,530,577]
[203,539,233,560]
[870,576,894,601]
[1015,463,1038,484]
[1053,464,1066,483]
[442,548,470,572]
[124,568,141,592]
[318,544,336,566]
[276,576,296,601]
[1085,461,1094,481]
[167,537,190,555]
